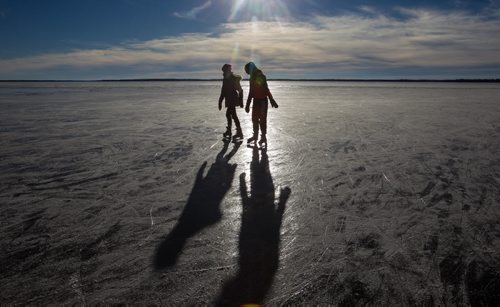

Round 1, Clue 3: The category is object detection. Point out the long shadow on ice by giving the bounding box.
[154,140,240,269]
[217,146,291,306]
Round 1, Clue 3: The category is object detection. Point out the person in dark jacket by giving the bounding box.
[219,64,244,139]
[244,62,278,145]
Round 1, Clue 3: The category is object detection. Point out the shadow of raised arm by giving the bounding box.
[154,142,240,269]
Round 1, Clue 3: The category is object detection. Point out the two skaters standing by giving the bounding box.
[218,62,278,145]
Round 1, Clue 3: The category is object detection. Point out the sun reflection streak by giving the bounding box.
[228,0,291,22]
[229,0,247,21]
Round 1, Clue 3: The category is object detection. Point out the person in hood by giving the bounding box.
[219,64,244,139]
[244,62,278,145]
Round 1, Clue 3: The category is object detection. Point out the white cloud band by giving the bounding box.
[1,8,500,78]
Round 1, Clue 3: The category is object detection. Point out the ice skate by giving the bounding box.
[222,126,231,139]
[258,134,267,146]
[247,134,258,143]
[233,128,243,142]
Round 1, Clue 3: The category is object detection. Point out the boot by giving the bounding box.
[222,126,231,138]
[258,134,267,144]
[234,128,243,139]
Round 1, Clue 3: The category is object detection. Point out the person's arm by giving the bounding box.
[235,77,244,107]
[264,77,273,99]
[264,77,278,108]
[245,81,253,113]
[218,84,224,110]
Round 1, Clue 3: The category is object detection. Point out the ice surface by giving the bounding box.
[1,81,500,304]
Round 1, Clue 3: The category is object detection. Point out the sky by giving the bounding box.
[1,0,500,80]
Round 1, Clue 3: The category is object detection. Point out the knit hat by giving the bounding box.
[244,62,257,75]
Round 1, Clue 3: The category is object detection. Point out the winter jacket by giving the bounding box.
[248,69,272,101]
[219,73,243,108]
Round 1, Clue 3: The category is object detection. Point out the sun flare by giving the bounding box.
[228,0,291,22]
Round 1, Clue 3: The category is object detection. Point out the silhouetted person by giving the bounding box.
[244,62,278,145]
[154,141,240,269]
[217,147,291,306]
[219,64,244,140]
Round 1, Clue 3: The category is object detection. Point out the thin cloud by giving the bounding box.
[489,0,500,8]
[1,8,500,78]
[173,1,212,20]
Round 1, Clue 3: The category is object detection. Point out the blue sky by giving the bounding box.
[1,0,500,79]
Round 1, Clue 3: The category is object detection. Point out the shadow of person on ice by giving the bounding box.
[217,146,291,306]
[154,140,241,269]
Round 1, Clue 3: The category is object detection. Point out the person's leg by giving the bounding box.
[248,101,259,142]
[258,101,268,143]
[260,102,268,136]
[223,108,232,137]
[226,108,232,129]
[230,107,243,137]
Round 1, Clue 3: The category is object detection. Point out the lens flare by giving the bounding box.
[230,42,241,69]
[231,42,240,61]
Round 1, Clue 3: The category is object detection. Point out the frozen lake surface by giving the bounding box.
[1,81,500,305]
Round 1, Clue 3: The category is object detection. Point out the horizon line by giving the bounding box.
[1,78,500,83]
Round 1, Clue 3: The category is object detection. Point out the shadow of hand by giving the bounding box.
[154,154,237,269]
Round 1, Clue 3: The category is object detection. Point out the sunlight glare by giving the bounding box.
[229,0,247,21]
[228,0,291,22]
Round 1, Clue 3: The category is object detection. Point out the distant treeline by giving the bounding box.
[1,78,500,83]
